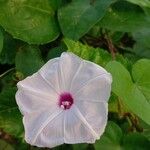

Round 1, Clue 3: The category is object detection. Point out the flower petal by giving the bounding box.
[75,101,108,139]
[16,89,57,115]
[34,112,64,148]
[23,108,63,148]
[70,60,111,94]
[64,107,97,144]
[58,52,83,91]
[17,73,58,99]
[15,52,112,148]
[74,74,112,103]
[38,58,61,94]
[16,73,58,114]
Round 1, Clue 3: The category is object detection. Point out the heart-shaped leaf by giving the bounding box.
[106,60,150,125]
[0,0,59,44]
[58,0,116,40]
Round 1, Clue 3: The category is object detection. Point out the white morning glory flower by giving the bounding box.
[16,52,112,148]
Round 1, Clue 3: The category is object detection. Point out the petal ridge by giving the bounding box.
[73,106,99,139]
[31,109,63,144]
[38,58,61,94]
[58,57,66,91]
[58,52,83,91]
[37,72,60,95]
[74,73,111,96]
[69,60,83,92]
[17,85,56,100]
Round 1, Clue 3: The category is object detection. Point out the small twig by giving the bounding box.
[116,98,143,132]
[104,33,116,60]
[0,129,17,144]
[117,98,124,118]
[0,68,15,79]
[124,113,143,132]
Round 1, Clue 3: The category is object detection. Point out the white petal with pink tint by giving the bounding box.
[64,107,97,143]
[74,74,112,103]
[16,52,112,148]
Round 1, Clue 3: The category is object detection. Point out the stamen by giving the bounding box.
[59,92,74,110]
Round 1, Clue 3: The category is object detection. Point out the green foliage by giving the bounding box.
[126,0,150,8]
[132,31,150,59]
[0,28,3,54]
[106,60,150,125]
[64,38,111,66]
[0,0,150,149]
[94,121,150,150]
[47,46,66,61]
[0,33,17,64]
[64,38,128,67]
[72,144,89,150]
[0,0,59,44]
[15,45,44,76]
[0,87,23,137]
[98,1,150,32]
[0,139,14,150]
[58,0,116,40]
[132,59,150,102]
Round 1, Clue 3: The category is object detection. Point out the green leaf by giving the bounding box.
[106,61,150,125]
[98,1,150,32]
[132,59,150,103]
[106,61,133,97]
[15,45,44,76]
[49,0,64,10]
[94,121,122,150]
[123,133,150,150]
[108,93,119,113]
[64,38,129,68]
[73,144,89,150]
[140,119,150,141]
[0,139,14,150]
[0,71,15,90]
[132,31,150,59]
[47,46,66,61]
[0,33,17,64]
[126,0,150,8]
[95,122,150,150]
[0,87,23,137]
[0,28,3,54]
[14,141,30,150]
[0,0,59,44]
[64,38,111,67]
[58,0,116,40]
[126,0,150,18]
[131,43,150,60]
[53,144,73,150]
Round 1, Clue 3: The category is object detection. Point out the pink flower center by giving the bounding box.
[59,92,74,110]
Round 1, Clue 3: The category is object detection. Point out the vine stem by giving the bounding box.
[0,129,17,144]
[104,33,116,60]
[124,113,143,132]
[0,68,15,79]
[117,97,143,132]
[117,98,124,118]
